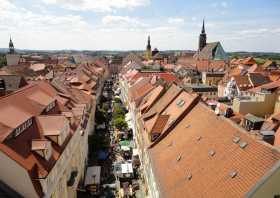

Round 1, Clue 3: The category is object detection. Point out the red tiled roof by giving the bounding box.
[274,128,280,147]
[131,72,179,84]
[129,77,155,103]
[242,57,256,65]
[233,75,252,90]
[0,80,90,197]
[143,84,182,119]
[140,85,164,114]
[150,115,170,135]
[149,102,280,198]
[195,60,226,72]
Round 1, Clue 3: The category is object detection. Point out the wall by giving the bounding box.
[0,151,38,198]
[6,54,20,66]
[273,94,280,114]
[218,84,226,97]
[233,93,277,117]
[247,163,280,198]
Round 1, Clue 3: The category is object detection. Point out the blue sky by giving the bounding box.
[0,0,279,52]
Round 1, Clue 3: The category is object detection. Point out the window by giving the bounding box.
[46,101,56,112]
[14,118,33,137]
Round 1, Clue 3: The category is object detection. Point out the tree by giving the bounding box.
[0,55,7,68]
[95,104,108,124]
[114,97,122,104]
[113,117,128,130]
[113,103,125,118]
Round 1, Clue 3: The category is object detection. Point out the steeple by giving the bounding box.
[147,35,151,51]
[202,19,205,34]
[199,19,207,51]
[146,35,152,60]
[9,36,15,54]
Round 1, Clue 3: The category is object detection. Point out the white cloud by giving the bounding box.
[167,17,185,25]
[41,0,151,12]
[0,0,16,10]
[0,0,279,52]
[102,15,147,28]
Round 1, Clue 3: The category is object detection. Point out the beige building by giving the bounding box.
[6,54,20,66]
[0,81,94,198]
[202,71,225,85]
[233,80,280,117]
[120,66,280,197]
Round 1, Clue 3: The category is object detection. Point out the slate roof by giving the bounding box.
[248,73,271,87]
[194,42,219,60]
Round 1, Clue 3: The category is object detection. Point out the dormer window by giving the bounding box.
[37,115,70,146]
[14,118,33,137]
[32,140,52,161]
[45,101,56,113]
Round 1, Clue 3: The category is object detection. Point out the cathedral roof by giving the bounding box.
[194,42,220,60]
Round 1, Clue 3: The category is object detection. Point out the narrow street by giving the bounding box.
[79,75,144,198]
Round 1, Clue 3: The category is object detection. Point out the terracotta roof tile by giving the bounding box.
[140,85,164,113]
[274,128,280,147]
[150,102,280,198]
[131,72,179,84]
[144,84,182,119]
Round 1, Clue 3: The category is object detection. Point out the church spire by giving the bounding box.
[146,35,152,60]
[9,36,15,54]
[201,19,205,34]
[147,35,151,50]
[198,19,207,51]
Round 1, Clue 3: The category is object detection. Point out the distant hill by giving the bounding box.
[228,51,280,61]
[0,47,279,61]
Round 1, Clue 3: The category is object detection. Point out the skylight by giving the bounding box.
[229,170,238,178]
[176,99,185,107]
[187,174,192,180]
[239,141,248,149]
[197,136,202,141]
[233,136,241,143]
[176,155,182,162]
[209,149,216,157]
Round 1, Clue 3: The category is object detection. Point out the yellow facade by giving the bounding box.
[146,49,152,60]
[233,92,279,117]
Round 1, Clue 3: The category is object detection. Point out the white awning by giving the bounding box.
[133,149,139,156]
[121,163,133,174]
[121,146,130,151]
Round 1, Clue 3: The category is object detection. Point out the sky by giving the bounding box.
[0,0,280,52]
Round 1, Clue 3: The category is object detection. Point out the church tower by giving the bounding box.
[198,20,207,51]
[146,35,152,60]
[9,37,15,54]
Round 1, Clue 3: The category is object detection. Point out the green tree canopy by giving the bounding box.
[113,117,128,131]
